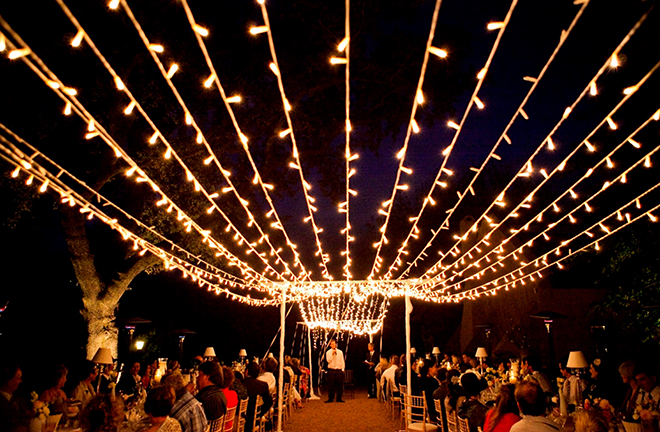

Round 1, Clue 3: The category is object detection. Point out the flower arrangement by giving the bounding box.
[632,394,660,425]
[483,367,499,384]
[30,392,50,420]
[584,397,616,424]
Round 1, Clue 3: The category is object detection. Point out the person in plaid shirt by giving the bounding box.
[161,372,208,432]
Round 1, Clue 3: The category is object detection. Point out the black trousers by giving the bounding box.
[367,368,377,396]
[326,369,344,401]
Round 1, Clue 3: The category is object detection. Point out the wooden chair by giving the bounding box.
[433,398,446,432]
[234,398,248,432]
[457,415,470,432]
[343,370,355,399]
[209,415,225,432]
[401,393,439,432]
[222,405,237,432]
[387,381,402,419]
[444,401,458,432]
[252,395,264,432]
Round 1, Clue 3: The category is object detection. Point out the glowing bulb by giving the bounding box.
[563,107,571,119]
[584,141,595,152]
[428,47,447,58]
[474,97,484,109]
[166,64,178,79]
[628,139,641,148]
[623,86,637,95]
[185,112,193,125]
[149,132,159,144]
[124,101,136,115]
[654,110,660,121]
[610,53,619,68]
[203,74,215,88]
[148,44,164,53]
[46,80,60,89]
[584,203,592,212]
[606,117,617,129]
[11,167,20,178]
[338,37,349,52]
[590,82,597,96]
[487,22,504,30]
[644,156,651,168]
[108,0,120,9]
[330,57,347,65]
[250,26,269,35]
[226,96,241,103]
[606,157,614,168]
[71,29,84,47]
[63,87,77,96]
[477,68,487,80]
[164,148,172,159]
[193,24,209,37]
[0,35,4,52]
[8,48,30,59]
[447,121,459,130]
[547,137,555,150]
[64,102,72,115]
[411,119,420,133]
[346,119,352,132]
[269,63,280,76]
[239,133,248,145]
[279,128,292,138]
[204,156,214,165]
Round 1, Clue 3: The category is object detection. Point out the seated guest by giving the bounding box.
[71,361,98,409]
[291,358,309,399]
[231,371,249,401]
[573,410,608,432]
[510,381,556,432]
[381,355,400,399]
[633,363,660,411]
[0,362,28,432]
[419,360,440,423]
[143,386,182,432]
[79,394,124,432]
[161,372,207,432]
[243,363,273,430]
[97,363,116,395]
[258,358,277,394]
[433,368,455,401]
[523,356,553,396]
[221,366,239,431]
[559,363,586,409]
[116,362,142,398]
[458,372,489,432]
[483,384,520,432]
[39,364,69,415]
[195,362,227,422]
[619,361,640,420]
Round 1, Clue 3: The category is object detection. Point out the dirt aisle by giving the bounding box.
[280,388,401,432]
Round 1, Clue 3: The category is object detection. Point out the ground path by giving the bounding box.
[281,387,400,432]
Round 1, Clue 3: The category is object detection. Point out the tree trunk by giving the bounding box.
[60,206,160,359]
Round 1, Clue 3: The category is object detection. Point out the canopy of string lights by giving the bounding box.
[0,0,658,335]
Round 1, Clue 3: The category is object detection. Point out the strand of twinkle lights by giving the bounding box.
[395,0,595,282]
[417,110,660,296]
[0,144,289,306]
[437,194,660,303]
[252,0,333,281]
[366,0,444,280]
[339,0,353,280]
[176,0,312,283]
[418,56,660,288]
[103,1,302,283]
[0,27,277,288]
[420,78,660,291]
[0,123,257,290]
[401,9,651,283]
[379,0,521,281]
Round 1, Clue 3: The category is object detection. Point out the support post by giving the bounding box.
[277,285,285,432]
[405,294,412,396]
[307,325,320,399]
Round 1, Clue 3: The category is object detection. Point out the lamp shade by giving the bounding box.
[432,347,441,355]
[91,348,113,364]
[566,351,588,368]
[267,353,275,358]
[239,349,247,357]
[203,347,216,357]
[475,347,488,358]
[410,347,417,354]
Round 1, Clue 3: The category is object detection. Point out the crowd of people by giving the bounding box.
[369,349,660,432]
[0,353,311,432]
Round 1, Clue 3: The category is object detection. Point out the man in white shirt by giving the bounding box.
[325,340,345,403]
[380,355,399,399]
[634,364,660,412]
[559,364,586,407]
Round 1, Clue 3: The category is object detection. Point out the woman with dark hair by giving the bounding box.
[79,394,125,432]
[195,362,227,422]
[39,364,69,415]
[483,384,520,432]
[220,366,239,430]
[143,386,181,432]
[457,372,489,432]
[419,359,440,423]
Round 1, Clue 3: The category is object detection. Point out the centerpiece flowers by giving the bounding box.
[31,392,50,420]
